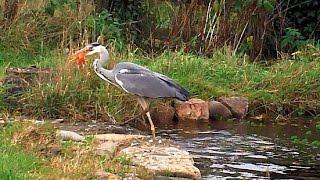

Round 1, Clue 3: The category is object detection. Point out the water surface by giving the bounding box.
[156,119,320,179]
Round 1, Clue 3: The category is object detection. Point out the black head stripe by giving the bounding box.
[91,42,100,47]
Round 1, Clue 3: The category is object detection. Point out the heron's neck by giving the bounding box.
[96,48,110,68]
[93,48,116,84]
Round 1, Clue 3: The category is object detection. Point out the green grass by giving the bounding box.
[0,123,46,179]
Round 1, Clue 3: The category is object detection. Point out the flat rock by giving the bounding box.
[209,100,232,120]
[217,96,249,119]
[175,98,209,120]
[95,141,119,158]
[120,146,201,179]
[93,134,145,142]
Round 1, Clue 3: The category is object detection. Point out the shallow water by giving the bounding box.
[156,119,320,179]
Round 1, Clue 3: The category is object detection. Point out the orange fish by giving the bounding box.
[69,48,88,65]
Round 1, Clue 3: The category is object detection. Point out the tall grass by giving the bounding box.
[2,45,319,120]
[9,51,137,121]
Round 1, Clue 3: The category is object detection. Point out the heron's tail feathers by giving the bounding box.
[159,76,190,101]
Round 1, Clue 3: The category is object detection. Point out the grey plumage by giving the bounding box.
[94,61,189,101]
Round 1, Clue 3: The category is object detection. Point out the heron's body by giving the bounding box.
[93,59,189,101]
[75,42,190,139]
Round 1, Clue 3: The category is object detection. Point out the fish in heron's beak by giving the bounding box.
[69,47,89,65]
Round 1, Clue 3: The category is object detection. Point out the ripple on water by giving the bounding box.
[157,123,320,179]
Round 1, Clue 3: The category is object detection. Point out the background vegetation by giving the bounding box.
[0,0,319,121]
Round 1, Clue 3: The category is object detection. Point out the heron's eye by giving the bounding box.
[89,46,93,51]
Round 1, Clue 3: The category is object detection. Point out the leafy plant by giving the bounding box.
[85,10,125,51]
[257,0,275,12]
[281,28,306,51]
[316,124,320,132]
[45,0,78,16]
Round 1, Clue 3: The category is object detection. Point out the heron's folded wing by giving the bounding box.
[115,72,180,99]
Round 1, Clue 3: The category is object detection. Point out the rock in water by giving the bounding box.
[120,146,201,179]
[151,103,176,123]
[217,96,249,119]
[175,98,209,120]
[209,100,232,120]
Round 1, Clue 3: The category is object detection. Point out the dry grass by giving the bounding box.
[0,0,96,52]
[1,120,154,179]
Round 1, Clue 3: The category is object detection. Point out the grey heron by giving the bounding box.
[72,42,190,139]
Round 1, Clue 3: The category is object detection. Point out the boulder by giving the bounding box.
[208,100,232,120]
[217,96,249,119]
[120,146,201,179]
[175,98,209,120]
[151,103,176,123]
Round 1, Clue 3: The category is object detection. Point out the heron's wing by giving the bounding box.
[114,62,190,98]
[115,70,189,101]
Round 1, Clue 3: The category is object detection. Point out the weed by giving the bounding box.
[316,124,320,132]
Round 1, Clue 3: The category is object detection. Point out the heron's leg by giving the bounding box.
[137,97,156,140]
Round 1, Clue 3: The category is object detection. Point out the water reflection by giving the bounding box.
[156,119,320,179]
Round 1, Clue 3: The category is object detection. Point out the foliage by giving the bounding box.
[0,0,319,59]
[281,28,307,52]
[316,124,320,132]
[85,10,125,51]
[290,135,320,149]
[45,0,78,16]
[279,0,320,40]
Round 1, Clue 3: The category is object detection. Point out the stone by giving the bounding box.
[95,141,119,158]
[154,176,191,180]
[217,96,249,119]
[93,134,145,142]
[175,98,209,120]
[56,130,85,141]
[46,146,61,158]
[151,103,176,123]
[208,100,232,120]
[120,146,201,179]
[93,134,146,159]
[95,169,120,180]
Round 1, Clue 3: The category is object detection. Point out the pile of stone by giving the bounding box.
[152,96,249,122]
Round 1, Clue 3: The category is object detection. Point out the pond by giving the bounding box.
[156,119,320,179]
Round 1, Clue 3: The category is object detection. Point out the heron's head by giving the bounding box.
[69,42,108,65]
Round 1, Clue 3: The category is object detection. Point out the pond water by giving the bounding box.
[156,119,320,179]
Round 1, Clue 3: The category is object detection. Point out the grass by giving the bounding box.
[1,45,320,120]
[0,122,51,179]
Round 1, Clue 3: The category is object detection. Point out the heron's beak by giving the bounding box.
[69,47,89,65]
